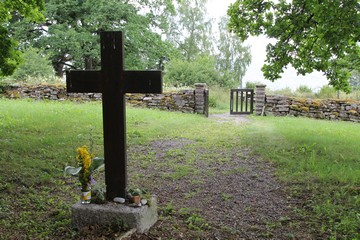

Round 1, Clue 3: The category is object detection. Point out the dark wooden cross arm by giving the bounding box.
[66,70,162,94]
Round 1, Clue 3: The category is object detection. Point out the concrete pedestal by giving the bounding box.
[71,196,158,233]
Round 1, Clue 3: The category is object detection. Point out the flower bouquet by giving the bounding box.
[65,146,104,204]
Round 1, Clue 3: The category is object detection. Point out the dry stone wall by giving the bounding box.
[265,95,360,122]
[0,84,208,115]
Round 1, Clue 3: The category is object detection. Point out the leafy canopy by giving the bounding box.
[228,0,360,92]
[0,0,44,76]
[12,0,178,77]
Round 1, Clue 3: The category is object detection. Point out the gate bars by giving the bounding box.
[230,89,254,115]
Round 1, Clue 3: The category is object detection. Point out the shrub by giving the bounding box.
[268,87,293,96]
[12,47,54,81]
[164,55,222,87]
[245,81,262,89]
[316,85,337,99]
[296,85,313,93]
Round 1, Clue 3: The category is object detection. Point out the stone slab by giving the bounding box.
[71,196,158,233]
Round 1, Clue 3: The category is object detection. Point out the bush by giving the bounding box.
[267,87,293,96]
[208,96,217,108]
[294,85,314,98]
[12,47,54,81]
[316,85,337,99]
[164,55,222,87]
[245,81,262,89]
[296,85,313,93]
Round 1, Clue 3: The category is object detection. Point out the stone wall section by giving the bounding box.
[265,95,360,122]
[255,85,266,115]
[0,84,208,115]
[126,90,196,113]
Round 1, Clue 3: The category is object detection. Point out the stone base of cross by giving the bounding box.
[66,31,162,200]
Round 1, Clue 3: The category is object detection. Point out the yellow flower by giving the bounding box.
[83,154,92,169]
[76,145,92,169]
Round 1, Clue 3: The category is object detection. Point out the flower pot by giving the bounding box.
[81,190,91,204]
[131,195,141,204]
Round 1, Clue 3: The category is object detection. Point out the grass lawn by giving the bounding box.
[243,116,360,238]
[0,99,359,239]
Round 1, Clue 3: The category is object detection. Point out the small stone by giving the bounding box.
[113,197,126,203]
[141,199,147,205]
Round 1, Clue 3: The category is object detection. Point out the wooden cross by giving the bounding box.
[66,31,162,200]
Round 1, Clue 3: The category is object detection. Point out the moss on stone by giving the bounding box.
[300,106,310,112]
[311,100,322,108]
[349,109,358,116]
[6,90,21,98]
[290,105,300,111]
[332,111,339,117]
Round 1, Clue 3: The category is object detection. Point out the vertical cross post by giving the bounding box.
[66,31,162,200]
[101,32,127,199]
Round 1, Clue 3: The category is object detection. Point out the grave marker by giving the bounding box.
[66,31,162,200]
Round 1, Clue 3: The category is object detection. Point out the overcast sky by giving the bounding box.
[206,0,328,91]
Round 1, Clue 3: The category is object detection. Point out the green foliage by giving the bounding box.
[166,0,213,62]
[220,192,233,201]
[245,81,262,89]
[348,70,360,90]
[12,47,54,80]
[162,202,175,216]
[208,86,230,113]
[228,0,360,92]
[0,0,45,23]
[296,85,313,94]
[12,0,178,77]
[316,86,337,99]
[216,16,251,88]
[295,85,314,98]
[91,182,106,204]
[164,55,221,87]
[268,87,293,97]
[185,213,210,231]
[0,27,22,76]
[208,96,217,108]
[266,84,360,100]
[0,0,44,76]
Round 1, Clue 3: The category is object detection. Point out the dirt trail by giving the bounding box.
[209,113,252,125]
[126,114,312,239]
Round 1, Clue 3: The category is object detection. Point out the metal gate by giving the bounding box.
[230,89,254,115]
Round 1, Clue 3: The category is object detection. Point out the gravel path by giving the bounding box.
[126,114,313,239]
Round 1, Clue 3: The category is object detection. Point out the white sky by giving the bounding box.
[207,0,328,91]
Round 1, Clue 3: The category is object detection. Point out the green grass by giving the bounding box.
[0,99,241,239]
[242,116,360,239]
[0,99,359,239]
[209,86,230,114]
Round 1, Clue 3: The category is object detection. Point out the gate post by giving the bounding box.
[194,83,208,117]
[255,85,266,116]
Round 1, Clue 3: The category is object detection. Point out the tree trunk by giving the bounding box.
[85,57,94,70]
[53,61,64,78]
